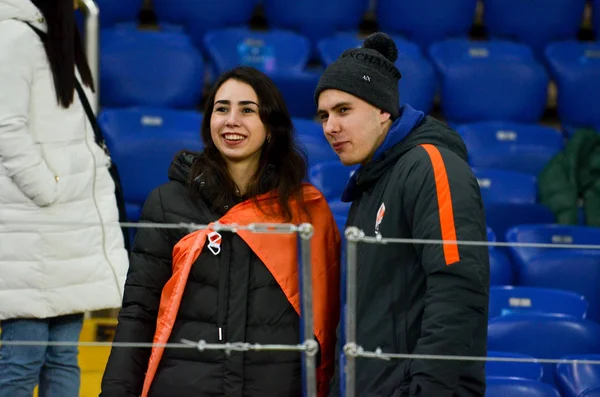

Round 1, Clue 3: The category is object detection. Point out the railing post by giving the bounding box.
[298,223,318,397]
[343,227,361,397]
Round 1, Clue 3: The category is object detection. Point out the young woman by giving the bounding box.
[100,66,341,397]
[0,0,129,396]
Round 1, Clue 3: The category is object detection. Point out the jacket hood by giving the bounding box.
[0,0,47,31]
[342,106,468,202]
[168,150,198,185]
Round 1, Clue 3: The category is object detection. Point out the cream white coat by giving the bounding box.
[0,0,129,320]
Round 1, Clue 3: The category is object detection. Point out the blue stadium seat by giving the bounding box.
[458,122,564,176]
[262,0,368,54]
[506,224,600,267]
[292,119,339,168]
[151,0,259,50]
[489,248,515,286]
[100,29,204,108]
[545,41,600,129]
[484,0,587,57]
[580,385,600,397]
[316,34,437,113]
[472,167,555,243]
[474,168,538,204]
[487,226,496,242]
[375,0,478,49]
[329,200,352,219]
[486,377,561,397]
[487,315,600,385]
[489,286,588,319]
[485,204,555,243]
[99,107,204,222]
[505,225,600,321]
[510,253,600,323]
[487,224,515,285]
[96,0,144,27]
[428,39,549,123]
[486,351,544,381]
[204,28,319,118]
[309,161,357,202]
[555,354,600,397]
[563,124,600,139]
[335,215,347,236]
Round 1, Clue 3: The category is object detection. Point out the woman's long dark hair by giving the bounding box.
[31,0,95,108]
[190,66,308,222]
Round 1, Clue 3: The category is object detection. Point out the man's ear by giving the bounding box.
[379,109,392,125]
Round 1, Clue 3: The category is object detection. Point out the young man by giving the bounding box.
[315,32,490,397]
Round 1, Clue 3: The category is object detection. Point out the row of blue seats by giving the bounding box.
[88,0,600,56]
[340,220,600,322]
[486,315,600,389]
[98,108,570,216]
[98,26,600,128]
[486,350,600,396]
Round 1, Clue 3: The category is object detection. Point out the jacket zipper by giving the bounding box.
[216,237,230,341]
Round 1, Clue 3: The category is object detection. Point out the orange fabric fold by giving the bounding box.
[141,183,340,397]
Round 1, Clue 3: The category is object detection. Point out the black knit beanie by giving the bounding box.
[314,32,402,120]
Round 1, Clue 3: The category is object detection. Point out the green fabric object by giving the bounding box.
[538,129,600,227]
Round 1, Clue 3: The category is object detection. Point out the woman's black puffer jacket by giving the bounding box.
[100,151,303,397]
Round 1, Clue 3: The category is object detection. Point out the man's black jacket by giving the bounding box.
[330,114,490,397]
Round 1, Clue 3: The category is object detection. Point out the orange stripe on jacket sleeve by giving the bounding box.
[420,144,460,265]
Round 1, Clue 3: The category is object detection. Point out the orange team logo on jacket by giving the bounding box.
[375,202,385,235]
[141,183,341,397]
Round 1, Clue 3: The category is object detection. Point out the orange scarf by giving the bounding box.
[141,183,340,397]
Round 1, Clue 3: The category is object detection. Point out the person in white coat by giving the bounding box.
[0,0,129,395]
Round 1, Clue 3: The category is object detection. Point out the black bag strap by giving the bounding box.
[25,22,108,153]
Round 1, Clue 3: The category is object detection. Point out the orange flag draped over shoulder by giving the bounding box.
[141,183,340,397]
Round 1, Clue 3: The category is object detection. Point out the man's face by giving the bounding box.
[317,89,390,166]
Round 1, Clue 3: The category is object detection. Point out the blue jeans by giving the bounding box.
[0,313,84,397]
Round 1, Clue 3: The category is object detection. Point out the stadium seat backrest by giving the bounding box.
[262,0,368,47]
[489,248,514,286]
[487,315,600,385]
[317,34,423,66]
[545,41,600,128]
[292,119,339,168]
[485,377,561,397]
[513,253,600,323]
[505,224,600,265]
[375,0,478,49]
[489,286,588,319]
[99,108,204,207]
[486,351,544,381]
[458,122,564,176]
[335,215,347,237]
[555,354,600,397]
[95,0,143,27]
[203,28,311,76]
[429,39,549,123]
[100,29,204,108]
[473,168,538,204]
[484,0,587,56]
[151,0,259,49]
[484,204,555,243]
[328,200,352,219]
[580,385,600,397]
[487,227,496,242]
[309,161,358,202]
